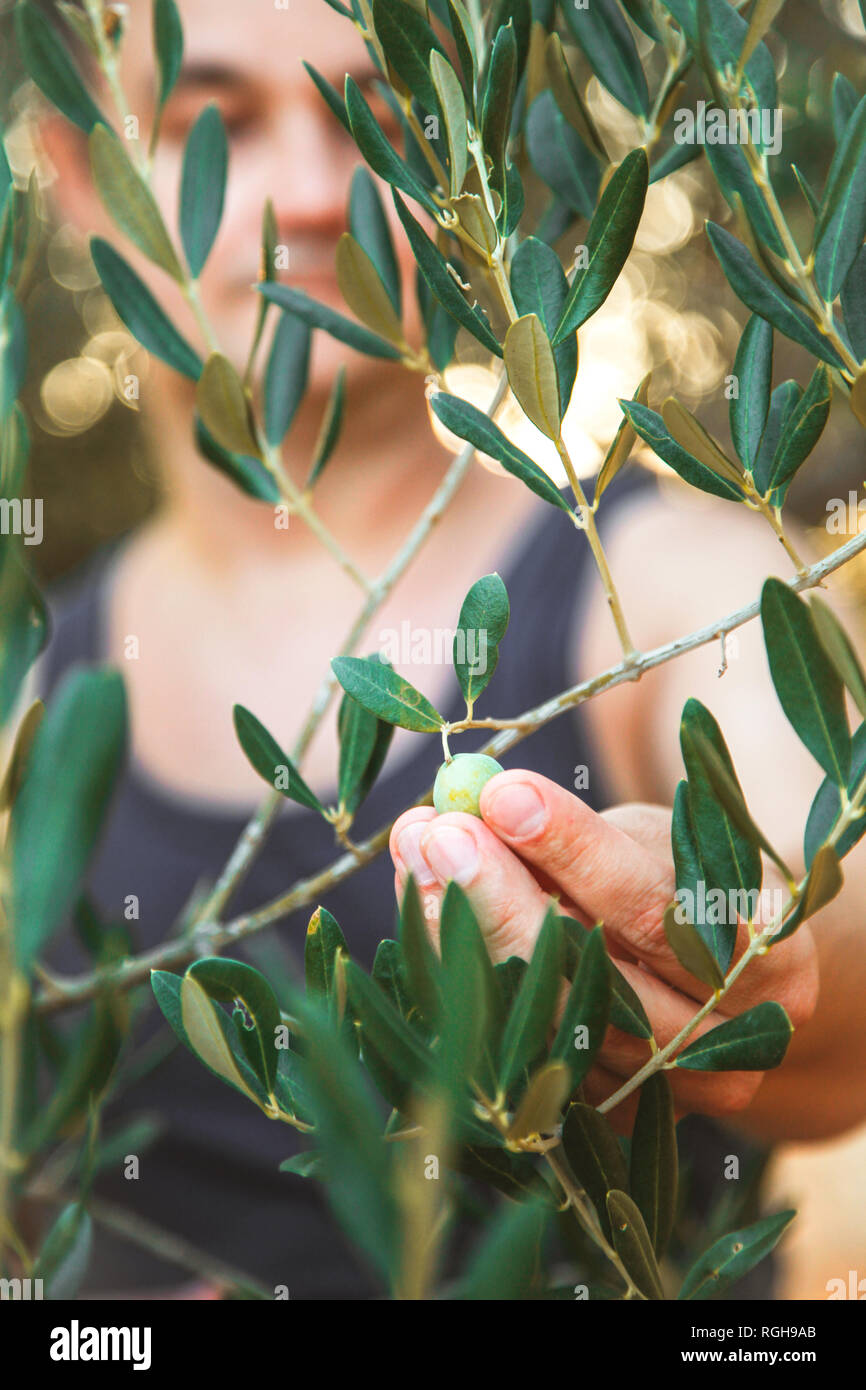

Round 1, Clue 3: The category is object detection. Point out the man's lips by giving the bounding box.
[234,243,344,293]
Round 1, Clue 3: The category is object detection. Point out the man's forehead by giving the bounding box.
[122,0,368,88]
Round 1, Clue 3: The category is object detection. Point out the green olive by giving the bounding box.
[433,753,504,818]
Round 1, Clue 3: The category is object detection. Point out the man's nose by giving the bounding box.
[266,98,351,227]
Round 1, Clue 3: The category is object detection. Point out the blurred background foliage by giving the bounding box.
[0,0,864,586]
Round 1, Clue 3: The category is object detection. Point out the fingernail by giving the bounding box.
[422,825,479,886]
[394,823,438,889]
[485,782,547,838]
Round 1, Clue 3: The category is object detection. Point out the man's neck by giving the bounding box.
[153,372,464,577]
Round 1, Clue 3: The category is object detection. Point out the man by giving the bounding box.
[35,0,866,1296]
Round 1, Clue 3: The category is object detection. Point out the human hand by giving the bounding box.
[389,770,818,1128]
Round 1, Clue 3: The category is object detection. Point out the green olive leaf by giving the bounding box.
[561,0,650,117]
[454,571,510,708]
[766,364,832,493]
[510,236,577,415]
[682,719,791,883]
[187,957,282,1095]
[345,75,439,216]
[264,312,311,447]
[430,52,468,197]
[841,245,866,360]
[349,166,401,316]
[506,1061,571,1141]
[739,0,785,70]
[179,102,228,278]
[679,699,763,970]
[430,392,572,513]
[525,92,599,221]
[809,596,866,722]
[480,21,517,202]
[90,237,202,380]
[89,123,183,281]
[561,916,652,1039]
[549,924,611,1088]
[814,95,866,302]
[194,417,280,503]
[761,578,851,786]
[0,697,43,812]
[371,0,447,114]
[629,1073,678,1259]
[307,365,347,490]
[799,844,844,919]
[729,314,773,472]
[661,398,744,488]
[180,974,264,1106]
[305,905,349,1001]
[497,907,562,1094]
[620,400,744,502]
[258,281,403,361]
[606,1190,665,1300]
[337,652,395,814]
[398,874,443,1026]
[594,371,650,504]
[15,1,104,133]
[675,1001,793,1071]
[677,1209,795,1301]
[561,1101,629,1241]
[303,61,351,135]
[335,232,406,347]
[773,844,843,943]
[706,222,845,369]
[10,668,127,978]
[450,191,499,257]
[544,32,607,159]
[553,149,649,343]
[232,704,326,813]
[32,1203,93,1301]
[196,352,261,459]
[154,0,184,112]
[392,193,502,356]
[503,313,562,441]
[331,655,445,732]
[752,378,802,500]
[663,903,725,991]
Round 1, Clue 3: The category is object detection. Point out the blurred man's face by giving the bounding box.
[110,0,417,394]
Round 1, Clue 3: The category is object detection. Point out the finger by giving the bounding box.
[600,802,673,860]
[480,771,684,973]
[418,811,558,961]
[389,806,582,912]
[390,807,439,891]
[391,807,585,955]
[601,804,818,1026]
